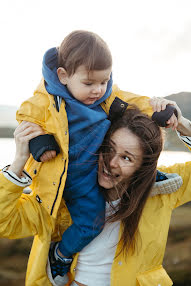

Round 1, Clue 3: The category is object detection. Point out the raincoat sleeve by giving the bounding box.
[0,172,51,239]
[16,92,48,129]
[109,86,178,126]
[112,85,153,117]
[158,132,191,208]
[16,79,58,134]
[158,161,191,208]
[16,90,60,161]
[176,131,191,151]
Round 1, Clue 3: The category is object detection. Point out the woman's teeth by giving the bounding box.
[103,167,111,176]
[103,167,119,178]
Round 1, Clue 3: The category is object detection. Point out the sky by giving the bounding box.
[0,0,191,107]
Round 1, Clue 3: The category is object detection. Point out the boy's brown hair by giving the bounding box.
[58,30,112,76]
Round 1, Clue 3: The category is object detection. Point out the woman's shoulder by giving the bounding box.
[150,173,183,197]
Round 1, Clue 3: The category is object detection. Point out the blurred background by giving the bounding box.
[0,0,191,285]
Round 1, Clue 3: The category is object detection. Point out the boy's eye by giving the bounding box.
[84,83,92,86]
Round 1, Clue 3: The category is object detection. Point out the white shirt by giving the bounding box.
[75,201,120,286]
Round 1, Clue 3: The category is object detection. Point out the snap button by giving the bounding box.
[53,103,56,108]
[53,182,56,185]
[120,103,125,108]
[73,268,76,271]
[33,169,37,174]
[36,195,42,203]
[65,131,67,135]
[118,261,122,265]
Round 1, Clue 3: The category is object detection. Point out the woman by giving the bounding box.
[0,105,191,286]
[69,107,191,286]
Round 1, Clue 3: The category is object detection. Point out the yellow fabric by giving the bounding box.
[16,79,153,225]
[69,162,191,286]
[0,80,154,285]
[1,161,191,285]
[16,80,153,219]
[100,84,153,117]
[136,265,173,286]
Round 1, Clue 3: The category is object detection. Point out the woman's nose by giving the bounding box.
[110,155,119,168]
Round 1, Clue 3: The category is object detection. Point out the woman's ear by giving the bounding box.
[57,67,68,85]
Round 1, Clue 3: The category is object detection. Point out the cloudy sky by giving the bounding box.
[0,0,191,106]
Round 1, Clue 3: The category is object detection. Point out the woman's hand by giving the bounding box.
[9,121,45,177]
[150,97,182,130]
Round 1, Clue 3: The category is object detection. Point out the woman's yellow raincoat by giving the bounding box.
[1,80,188,286]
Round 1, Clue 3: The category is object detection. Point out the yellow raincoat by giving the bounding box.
[1,79,180,286]
[1,160,191,286]
[70,161,191,286]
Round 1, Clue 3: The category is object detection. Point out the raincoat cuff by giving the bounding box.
[1,165,32,187]
[176,130,191,148]
[29,134,60,162]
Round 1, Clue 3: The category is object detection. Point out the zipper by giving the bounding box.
[50,159,66,215]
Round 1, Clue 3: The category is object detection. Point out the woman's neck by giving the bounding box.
[105,182,129,202]
[106,187,121,202]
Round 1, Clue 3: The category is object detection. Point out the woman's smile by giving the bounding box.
[98,127,143,190]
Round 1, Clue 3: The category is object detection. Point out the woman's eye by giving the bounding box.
[123,156,130,162]
[101,81,107,85]
[108,146,114,153]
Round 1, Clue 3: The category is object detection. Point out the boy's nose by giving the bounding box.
[93,85,102,94]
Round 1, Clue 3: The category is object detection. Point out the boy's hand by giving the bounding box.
[150,97,182,130]
[18,121,57,163]
[40,150,57,162]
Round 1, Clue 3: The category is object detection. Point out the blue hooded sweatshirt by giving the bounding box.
[42,48,112,256]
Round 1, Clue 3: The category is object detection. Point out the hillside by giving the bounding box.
[0,106,18,138]
[164,92,191,152]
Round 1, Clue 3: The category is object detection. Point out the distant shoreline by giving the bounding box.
[0,128,15,138]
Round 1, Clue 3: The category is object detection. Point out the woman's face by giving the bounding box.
[98,127,143,190]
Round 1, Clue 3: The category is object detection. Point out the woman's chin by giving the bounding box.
[98,175,114,190]
[98,154,116,189]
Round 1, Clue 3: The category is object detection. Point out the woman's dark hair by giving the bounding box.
[100,107,163,256]
[58,30,112,76]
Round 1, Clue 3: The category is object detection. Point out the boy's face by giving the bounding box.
[57,65,112,105]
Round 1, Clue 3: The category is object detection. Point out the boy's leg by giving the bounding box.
[47,242,73,286]
[47,185,105,285]
[58,185,105,257]
[156,170,168,181]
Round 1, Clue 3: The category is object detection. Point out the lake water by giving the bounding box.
[1,138,191,169]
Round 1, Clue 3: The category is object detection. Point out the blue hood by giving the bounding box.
[42,47,112,147]
[42,47,113,107]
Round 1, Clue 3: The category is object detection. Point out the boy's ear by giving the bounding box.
[57,67,68,85]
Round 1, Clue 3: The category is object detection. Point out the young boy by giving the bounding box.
[16,30,176,286]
